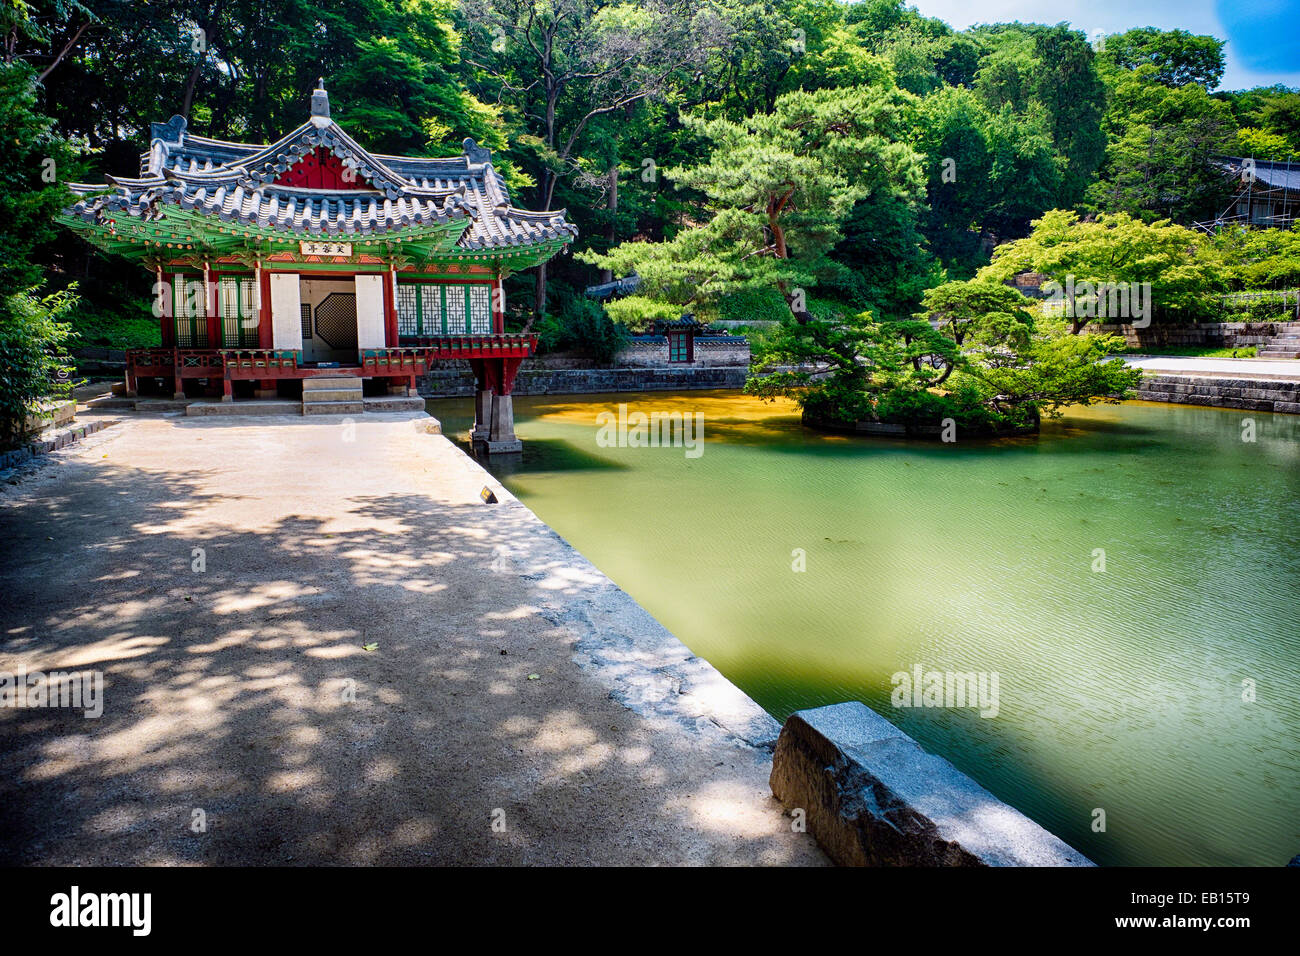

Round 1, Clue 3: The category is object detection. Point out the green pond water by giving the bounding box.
[428,391,1300,867]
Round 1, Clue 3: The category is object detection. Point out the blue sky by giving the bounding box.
[907,0,1299,90]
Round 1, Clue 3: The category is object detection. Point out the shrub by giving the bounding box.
[0,287,79,448]
[536,289,629,365]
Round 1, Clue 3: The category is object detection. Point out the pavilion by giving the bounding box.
[58,81,576,453]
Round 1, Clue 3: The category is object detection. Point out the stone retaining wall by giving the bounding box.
[1094,321,1300,350]
[1138,374,1300,414]
[617,337,750,367]
[770,701,1093,867]
[420,365,748,398]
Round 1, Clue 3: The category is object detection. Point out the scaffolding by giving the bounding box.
[1193,156,1300,234]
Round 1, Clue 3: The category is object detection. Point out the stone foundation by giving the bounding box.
[420,365,749,398]
[1094,321,1300,350]
[770,702,1093,867]
[1138,374,1300,414]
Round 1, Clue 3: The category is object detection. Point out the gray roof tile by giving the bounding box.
[74,112,576,249]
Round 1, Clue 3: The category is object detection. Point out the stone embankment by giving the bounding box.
[1137,374,1300,414]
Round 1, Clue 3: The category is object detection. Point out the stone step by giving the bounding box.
[302,376,362,391]
[301,387,362,402]
[302,400,364,416]
[361,396,425,413]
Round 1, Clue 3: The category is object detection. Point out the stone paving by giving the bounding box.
[0,410,824,866]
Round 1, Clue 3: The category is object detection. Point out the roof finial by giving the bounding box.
[310,79,331,124]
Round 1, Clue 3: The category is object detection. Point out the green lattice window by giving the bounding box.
[668,332,690,362]
[172,275,207,347]
[396,283,453,335]
[218,276,258,347]
[469,285,492,333]
[395,282,494,335]
[444,285,465,333]
[396,284,418,336]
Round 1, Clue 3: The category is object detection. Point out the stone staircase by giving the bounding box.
[1258,327,1300,359]
[301,375,363,415]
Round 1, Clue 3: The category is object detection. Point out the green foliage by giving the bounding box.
[1089,62,1235,222]
[1099,27,1225,88]
[1214,87,1300,155]
[1208,223,1300,291]
[918,279,1036,350]
[580,85,925,327]
[11,0,1296,360]
[535,290,629,364]
[978,210,1221,326]
[66,300,159,349]
[914,86,1060,258]
[715,287,792,325]
[0,286,79,447]
[1235,127,1298,160]
[746,282,1140,434]
[971,23,1107,209]
[968,331,1142,420]
[332,28,506,156]
[0,63,76,295]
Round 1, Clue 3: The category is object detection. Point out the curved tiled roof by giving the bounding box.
[1215,156,1300,194]
[66,94,576,250]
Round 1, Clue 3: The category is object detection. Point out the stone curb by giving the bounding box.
[770,701,1094,867]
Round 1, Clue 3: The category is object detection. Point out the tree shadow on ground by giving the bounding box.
[0,455,819,865]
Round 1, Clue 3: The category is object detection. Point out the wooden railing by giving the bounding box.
[360,348,431,374]
[126,348,178,373]
[220,349,301,378]
[177,350,225,376]
[127,339,535,382]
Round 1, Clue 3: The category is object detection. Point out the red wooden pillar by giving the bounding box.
[159,269,176,348]
[383,264,399,347]
[257,266,272,350]
[256,265,275,396]
[205,262,221,349]
[492,274,505,334]
[486,356,523,452]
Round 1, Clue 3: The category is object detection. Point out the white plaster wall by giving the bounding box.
[355,274,386,349]
[269,272,303,351]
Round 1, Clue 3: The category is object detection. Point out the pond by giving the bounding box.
[428,390,1300,866]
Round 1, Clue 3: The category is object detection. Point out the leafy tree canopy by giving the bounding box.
[579,85,925,327]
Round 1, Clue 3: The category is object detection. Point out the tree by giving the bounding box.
[744,284,1139,433]
[457,0,727,321]
[0,62,76,295]
[331,28,506,157]
[1235,127,1297,160]
[978,210,1221,329]
[919,279,1035,351]
[1099,27,1224,89]
[1,0,94,80]
[0,61,81,444]
[1210,223,1300,291]
[1090,58,1236,223]
[912,87,1059,267]
[580,85,925,327]
[972,23,1107,210]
